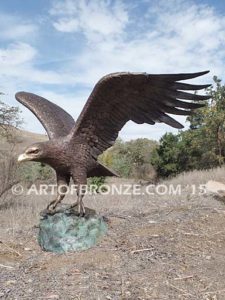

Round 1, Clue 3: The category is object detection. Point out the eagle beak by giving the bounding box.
[18,153,30,163]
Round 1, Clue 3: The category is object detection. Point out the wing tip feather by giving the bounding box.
[177,70,210,81]
[15,91,35,104]
[15,91,26,100]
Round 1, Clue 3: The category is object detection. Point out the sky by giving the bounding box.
[1,0,225,141]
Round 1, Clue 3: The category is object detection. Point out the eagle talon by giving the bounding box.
[46,205,56,212]
[70,201,85,217]
[78,210,85,217]
[46,200,58,211]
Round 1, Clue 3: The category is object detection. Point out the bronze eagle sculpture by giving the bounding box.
[16,71,211,215]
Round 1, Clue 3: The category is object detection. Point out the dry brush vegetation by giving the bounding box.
[1,157,225,299]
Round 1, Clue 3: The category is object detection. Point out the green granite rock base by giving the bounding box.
[38,205,107,253]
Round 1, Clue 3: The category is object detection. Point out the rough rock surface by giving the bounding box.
[38,205,107,253]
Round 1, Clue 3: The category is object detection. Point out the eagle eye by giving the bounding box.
[27,148,39,155]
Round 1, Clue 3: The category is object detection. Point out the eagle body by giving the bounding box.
[30,136,112,180]
[16,71,211,214]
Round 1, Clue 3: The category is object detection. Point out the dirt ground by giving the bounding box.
[1,173,225,300]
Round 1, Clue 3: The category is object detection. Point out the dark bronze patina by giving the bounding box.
[16,71,211,214]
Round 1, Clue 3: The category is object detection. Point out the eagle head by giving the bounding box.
[18,142,48,163]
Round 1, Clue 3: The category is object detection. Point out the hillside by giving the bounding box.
[0,127,47,156]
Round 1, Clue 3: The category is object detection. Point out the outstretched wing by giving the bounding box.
[72,71,211,157]
[15,92,75,139]
[87,162,118,178]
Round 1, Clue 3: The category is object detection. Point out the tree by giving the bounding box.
[151,76,225,178]
[151,133,181,177]
[0,92,22,138]
[99,138,157,180]
[187,76,225,167]
[0,94,23,207]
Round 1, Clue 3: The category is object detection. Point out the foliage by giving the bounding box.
[0,95,23,207]
[151,76,225,177]
[88,176,106,193]
[99,138,157,180]
[18,162,55,184]
[151,133,181,178]
[0,94,22,138]
[0,94,55,187]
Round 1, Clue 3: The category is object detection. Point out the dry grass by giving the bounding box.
[1,166,225,238]
[164,166,225,187]
[1,129,225,299]
[1,167,225,299]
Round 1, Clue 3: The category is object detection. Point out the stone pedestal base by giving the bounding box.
[38,205,107,253]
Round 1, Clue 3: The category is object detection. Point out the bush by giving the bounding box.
[151,77,225,178]
[99,138,157,180]
[88,176,106,193]
[18,162,55,185]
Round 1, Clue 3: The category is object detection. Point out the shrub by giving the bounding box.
[99,138,157,180]
[88,176,106,193]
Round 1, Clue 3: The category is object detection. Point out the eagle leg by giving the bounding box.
[70,170,87,216]
[47,173,70,211]
[78,194,85,216]
[70,194,85,216]
[47,194,64,211]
